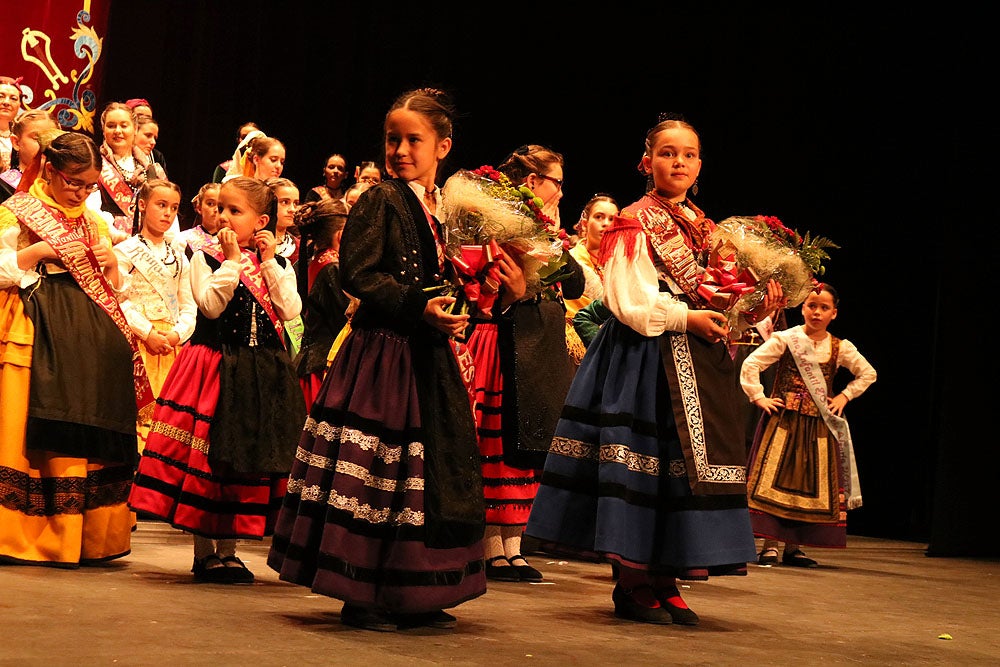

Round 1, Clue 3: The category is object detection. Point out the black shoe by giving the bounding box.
[658,597,700,626]
[707,562,748,576]
[395,610,457,630]
[341,604,397,632]
[507,555,543,582]
[485,555,520,582]
[220,555,255,584]
[612,584,673,625]
[757,548,779,566]
[782,549,818,568]
[654,585,700,626]
[192,555,228,583]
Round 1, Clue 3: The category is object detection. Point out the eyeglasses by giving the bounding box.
[537,173,564,190]
[54,168,101,193]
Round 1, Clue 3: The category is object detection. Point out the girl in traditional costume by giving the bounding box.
[740,283,876,567]
[88,102,164,243]
[525,115,785,625]
[268,88,485,632]
[128,177,304,584]
[289,197,351,408]
[0,109,57,203]
[179,182,221,257]
[447,146,585,584]
[0,129,152,567]
[114,179,197,453]
[303,153,348,204]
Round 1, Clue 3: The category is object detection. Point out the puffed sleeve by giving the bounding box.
[740,331,789,401]
[837,339,877,401]
[190,251,240,319]
[260,256,302,321]
[602,228,688,336]
[0,214,35,289]
[172,254,198,343]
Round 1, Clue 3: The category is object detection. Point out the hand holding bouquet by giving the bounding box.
[439,166,571,316]
[701,215,838,335]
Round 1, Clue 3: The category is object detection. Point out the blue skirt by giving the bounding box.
[525,318,757,571]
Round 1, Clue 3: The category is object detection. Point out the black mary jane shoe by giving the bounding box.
[782,549,818,568]
[507,555,543,582]
[341,604,397,632]
[485,555,520,582]
[219,555,255,584]
[757,548,779,566]
[191,555,229,584]
[394,610,457,630]
[612,584,673,625]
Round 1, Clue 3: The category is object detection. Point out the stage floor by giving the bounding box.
[2,522,998,665]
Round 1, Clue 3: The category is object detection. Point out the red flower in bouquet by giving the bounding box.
[440,166,573,315]
[704,215,839,334]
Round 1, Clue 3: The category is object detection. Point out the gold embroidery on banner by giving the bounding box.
[669,333,746,484]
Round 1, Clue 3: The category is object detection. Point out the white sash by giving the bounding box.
[118,236,179,320]
[786,327,862,509]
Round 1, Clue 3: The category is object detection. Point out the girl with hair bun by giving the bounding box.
[269,87,486,632]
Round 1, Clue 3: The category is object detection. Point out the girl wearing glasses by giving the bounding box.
[0,129,152,567]
[526,115,786,626]
[463,144,585,585]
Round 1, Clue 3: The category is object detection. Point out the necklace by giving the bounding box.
[115,154,136,180]
[138,234,180,278]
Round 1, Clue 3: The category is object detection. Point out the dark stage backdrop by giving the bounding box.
[96,4,995,555]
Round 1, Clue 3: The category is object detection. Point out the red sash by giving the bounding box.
[3,193,154,414]
[202,244,286,347]
[99,158,135,218]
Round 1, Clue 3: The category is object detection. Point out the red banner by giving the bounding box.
[0,1,110,133]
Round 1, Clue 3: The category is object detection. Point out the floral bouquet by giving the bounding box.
[439,166,572,316]
[701,215,839,335]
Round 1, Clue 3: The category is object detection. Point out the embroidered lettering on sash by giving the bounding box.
[2,193,154,413]
[99,159,135,217]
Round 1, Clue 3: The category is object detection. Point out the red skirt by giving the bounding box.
[128,344,286,540]
[466,322,539,526]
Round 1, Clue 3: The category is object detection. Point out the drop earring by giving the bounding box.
[691,179,699,196]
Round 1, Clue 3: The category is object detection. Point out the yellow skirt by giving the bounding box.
[136,319,181,454]
[0,287,132,567]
